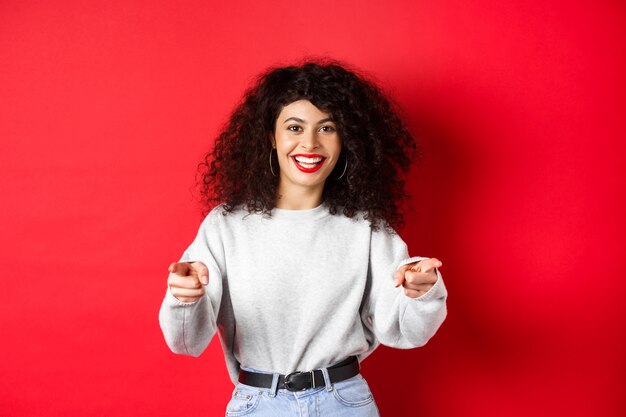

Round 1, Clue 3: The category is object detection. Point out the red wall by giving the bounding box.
[1,1,624,416]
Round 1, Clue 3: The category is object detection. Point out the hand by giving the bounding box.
[167,261,209,303]
[394,258,442,298]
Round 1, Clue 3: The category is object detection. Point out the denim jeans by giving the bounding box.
[225,365,381,416]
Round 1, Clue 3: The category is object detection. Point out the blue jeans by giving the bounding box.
[225,365,381,416]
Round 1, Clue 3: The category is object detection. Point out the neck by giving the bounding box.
[275,182,324,210]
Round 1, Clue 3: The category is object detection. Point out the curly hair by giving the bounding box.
[197,58,420,231]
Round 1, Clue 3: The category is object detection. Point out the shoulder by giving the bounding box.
[322,207,381,239]
[202,202,268,227]
[202,203,227,223]
[200,203,242,226]
[332,206,399,235]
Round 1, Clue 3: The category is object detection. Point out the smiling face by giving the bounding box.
[271,99,342,202]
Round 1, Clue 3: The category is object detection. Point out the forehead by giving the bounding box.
[277,100,331,120]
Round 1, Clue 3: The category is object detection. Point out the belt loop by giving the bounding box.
[269,372,279,397]
[320,367,333,392]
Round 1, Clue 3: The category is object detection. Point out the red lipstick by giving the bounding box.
[291,154,326,173]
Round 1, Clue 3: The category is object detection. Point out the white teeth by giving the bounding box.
[294,156,323,163]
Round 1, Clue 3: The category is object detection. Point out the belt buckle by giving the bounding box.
[284,371,312,392]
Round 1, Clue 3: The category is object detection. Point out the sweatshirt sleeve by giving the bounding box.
[158,210,225,357]
[361,227,448,349]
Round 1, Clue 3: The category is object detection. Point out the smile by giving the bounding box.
[291,154,326,173]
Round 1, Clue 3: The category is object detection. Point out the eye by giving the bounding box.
[320,125,335,132]
[287,125,302,132]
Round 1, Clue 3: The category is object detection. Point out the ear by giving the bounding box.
[268,132,276,149]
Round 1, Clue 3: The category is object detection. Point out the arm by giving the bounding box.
[158,282,217,357]
[158,213,226,357]
[361,228,448,349]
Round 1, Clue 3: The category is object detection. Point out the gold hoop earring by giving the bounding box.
[335,157,348,180]
[269,149,277,177]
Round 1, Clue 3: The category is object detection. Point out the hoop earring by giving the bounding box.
[269,149,277,177]
[335,157,348,180]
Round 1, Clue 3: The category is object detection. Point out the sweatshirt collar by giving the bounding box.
[270,201,330,221]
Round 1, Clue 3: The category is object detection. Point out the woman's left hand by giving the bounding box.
[394,258,442,298]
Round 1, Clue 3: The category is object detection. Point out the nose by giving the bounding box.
[301,143,319,151]
[300,131,320,151]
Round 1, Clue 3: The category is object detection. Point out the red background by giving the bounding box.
[1,1,625,416]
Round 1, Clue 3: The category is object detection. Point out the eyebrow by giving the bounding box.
[282,117,334,125]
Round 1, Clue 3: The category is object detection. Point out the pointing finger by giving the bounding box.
[419,258,443,273]
[168,262,190,276]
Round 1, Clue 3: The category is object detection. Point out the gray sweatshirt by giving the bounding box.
[159,202,448,385]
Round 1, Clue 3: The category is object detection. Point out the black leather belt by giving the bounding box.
[238,356,360,392]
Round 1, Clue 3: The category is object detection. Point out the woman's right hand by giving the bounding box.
[167,261,209,302]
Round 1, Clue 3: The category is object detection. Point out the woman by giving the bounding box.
[159,59,448,416]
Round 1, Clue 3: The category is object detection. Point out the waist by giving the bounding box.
[238,356,360,392]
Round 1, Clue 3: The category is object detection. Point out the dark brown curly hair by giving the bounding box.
[197,58,420,231]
